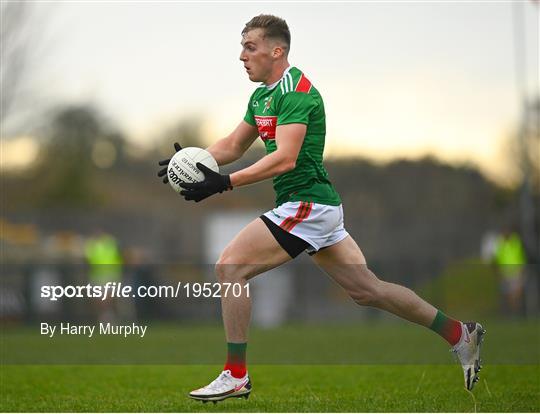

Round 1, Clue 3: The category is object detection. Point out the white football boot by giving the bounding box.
[189,370,251,403]
[452,322,486,390]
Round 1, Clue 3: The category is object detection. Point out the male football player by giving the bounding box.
[157,14,485,402]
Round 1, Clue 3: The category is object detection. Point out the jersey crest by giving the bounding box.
[263,96,273,113]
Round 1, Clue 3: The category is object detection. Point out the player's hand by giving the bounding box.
[179,163,232,202]
[157,142,182,184]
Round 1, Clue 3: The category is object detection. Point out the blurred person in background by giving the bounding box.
[158,14,486,402]
[493,228,527,315]
[85,229,123,322]
[123,245,155,321]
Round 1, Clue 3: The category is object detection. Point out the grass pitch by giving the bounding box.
[1,364,538,412]
[1,321,539,412]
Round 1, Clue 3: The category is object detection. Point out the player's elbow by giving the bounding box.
[274,151,297,174]
[229,145,244,162]
[275,158,296,175]
[283,158,296,172]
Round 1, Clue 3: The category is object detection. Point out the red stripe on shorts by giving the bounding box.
[280,202,312,232]
[280,202,308,232]
[286,202,313,231]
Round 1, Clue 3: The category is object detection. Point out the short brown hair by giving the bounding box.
[242,14,291,53]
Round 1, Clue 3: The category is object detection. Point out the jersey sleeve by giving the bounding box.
[243,97,256,126]
[276,92,318,126]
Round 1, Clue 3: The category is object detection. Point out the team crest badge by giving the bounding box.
[263,96,273,113]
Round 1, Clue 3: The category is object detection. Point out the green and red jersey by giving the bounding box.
[244,66,341,207]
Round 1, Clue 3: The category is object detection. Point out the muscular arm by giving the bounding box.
[206,121,259,166]
[229,123,306,187]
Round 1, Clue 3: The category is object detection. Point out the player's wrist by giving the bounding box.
[223,174,233,191]
[229,173,239,188]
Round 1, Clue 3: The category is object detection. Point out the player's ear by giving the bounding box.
[272,46,284,59]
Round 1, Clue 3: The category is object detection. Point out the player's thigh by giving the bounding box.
[312,235,366,265]
[217,217,292,280]
[311,236,377,293]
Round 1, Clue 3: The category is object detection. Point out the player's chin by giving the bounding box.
[247,72,260,82]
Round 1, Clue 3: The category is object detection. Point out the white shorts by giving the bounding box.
[262,201,349,254]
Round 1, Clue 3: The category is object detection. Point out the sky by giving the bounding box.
[2,1,539,184]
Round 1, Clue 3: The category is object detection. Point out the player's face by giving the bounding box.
[239,29,275,83]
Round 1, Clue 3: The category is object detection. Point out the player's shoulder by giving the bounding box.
[278,67,316,96]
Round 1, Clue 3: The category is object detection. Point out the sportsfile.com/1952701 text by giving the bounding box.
[40,282,250,301]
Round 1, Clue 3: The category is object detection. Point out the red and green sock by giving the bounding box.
[429,310,463,346]
[224,342,247,379]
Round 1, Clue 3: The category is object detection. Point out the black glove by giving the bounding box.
[157,142,182,183]
[179,163,232,202]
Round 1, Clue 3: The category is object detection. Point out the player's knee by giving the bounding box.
[214,261,233,283]
[215,254,244,283]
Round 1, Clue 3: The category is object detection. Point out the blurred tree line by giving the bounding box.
[2,103,537,273]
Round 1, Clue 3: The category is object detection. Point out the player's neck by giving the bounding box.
[264,61,291,86]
